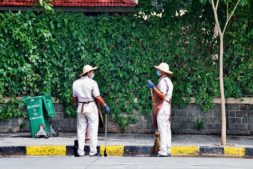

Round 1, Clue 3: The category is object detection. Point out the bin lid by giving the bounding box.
[22,96,43,103]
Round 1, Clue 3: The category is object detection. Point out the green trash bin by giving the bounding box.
[42,95,56,118]
[22,96,48,138]
[22,95,59,138]
[42,95,59,137]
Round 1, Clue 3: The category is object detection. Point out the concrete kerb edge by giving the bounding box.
[0,146,26,156]
[1,145,253,158]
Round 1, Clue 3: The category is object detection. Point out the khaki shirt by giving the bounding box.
[72,76,100,102]
[157,76,173,102]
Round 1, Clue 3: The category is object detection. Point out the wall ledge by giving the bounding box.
[189,97,253,105]
[2,97,253,104]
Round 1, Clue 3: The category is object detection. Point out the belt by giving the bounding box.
[78,101,95,113]
[164,99,171,104]
[78,101,95,104]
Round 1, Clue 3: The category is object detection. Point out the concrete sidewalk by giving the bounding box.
[1,132,253,158]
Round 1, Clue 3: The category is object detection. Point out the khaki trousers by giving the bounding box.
[77,102,98,156]
[157,102,171,156]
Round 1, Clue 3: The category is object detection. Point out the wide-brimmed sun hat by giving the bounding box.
[154,62,173,75]
[80,65,97,76]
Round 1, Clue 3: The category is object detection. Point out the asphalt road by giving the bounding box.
[1,157,253,169]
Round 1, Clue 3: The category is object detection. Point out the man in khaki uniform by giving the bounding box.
[73,65,110,157]
[147,62,173,157]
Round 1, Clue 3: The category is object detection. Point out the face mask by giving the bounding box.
[90,73,94,79]
[156,70,161,77]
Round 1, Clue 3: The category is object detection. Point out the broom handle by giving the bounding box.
[150,89,158,133]
[105,114,107,148]
[150,89,154,105]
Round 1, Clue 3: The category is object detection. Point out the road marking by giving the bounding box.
[100,145,124,156]
[171,146,199,156]
[26,146,66,156]
[224,147,245,157]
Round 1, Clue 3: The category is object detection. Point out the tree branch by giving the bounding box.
[212,0,217,10]
[222,0,241,34]
[226,2,229,21]
[216,0,220,9]
[211,0,222,35]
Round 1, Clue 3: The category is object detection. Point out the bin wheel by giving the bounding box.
[44,132,50,139]
[52,131,59,137]
[52,129,59,137]
[50,125,59,137]
[35,124,50,138]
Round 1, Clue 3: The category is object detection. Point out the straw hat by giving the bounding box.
[154,62,173,75]
[80,65,97,76]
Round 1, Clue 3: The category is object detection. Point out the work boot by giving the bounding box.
[76,154,85,157]
[155,153,170,157]
[77,150,85,157]
[89,152,101,157]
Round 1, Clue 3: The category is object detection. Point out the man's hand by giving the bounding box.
[103,104,110,114]
[147,80,155,89]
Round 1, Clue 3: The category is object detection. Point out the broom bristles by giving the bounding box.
[152,130,160,155]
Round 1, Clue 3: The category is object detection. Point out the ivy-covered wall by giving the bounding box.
[0,2,252,128]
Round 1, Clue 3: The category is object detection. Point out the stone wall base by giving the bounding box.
[1,103,253,135]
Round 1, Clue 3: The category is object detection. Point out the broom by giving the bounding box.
[152,129,160,155]
[150,89,160,155]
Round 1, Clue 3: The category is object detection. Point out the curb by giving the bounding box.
[1,145,253,158]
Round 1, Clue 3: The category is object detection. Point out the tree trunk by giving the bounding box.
[211,0,241,146]
[219,34,226,145]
